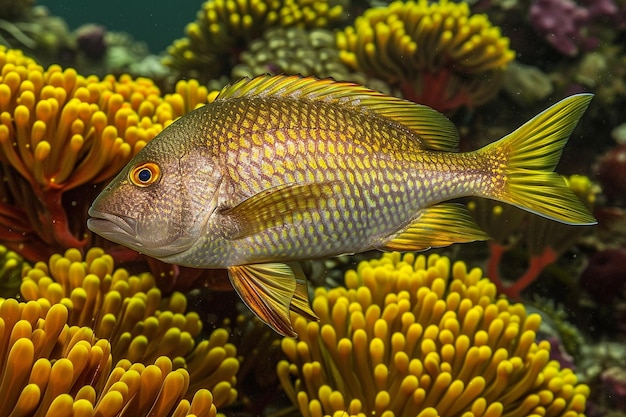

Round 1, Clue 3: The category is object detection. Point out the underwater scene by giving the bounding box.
[0,0,626,416]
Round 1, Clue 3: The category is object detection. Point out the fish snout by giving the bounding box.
[87,207,139,244]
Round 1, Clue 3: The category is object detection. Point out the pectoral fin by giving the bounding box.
[221,182,337,239]
[379,203,491,251]
[228,262,318,337]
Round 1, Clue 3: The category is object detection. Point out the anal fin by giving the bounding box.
[379,203,491,252]
[287,262,318,322]
[228,263,318,337]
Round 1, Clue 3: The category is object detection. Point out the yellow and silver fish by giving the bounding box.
[87,75,595,336]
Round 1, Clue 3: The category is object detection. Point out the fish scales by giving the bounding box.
[88,75,596,336]
[204,97,469,261]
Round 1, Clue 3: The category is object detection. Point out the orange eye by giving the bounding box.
[129,162,160,187]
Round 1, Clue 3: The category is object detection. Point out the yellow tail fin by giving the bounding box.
[479,94,596,225]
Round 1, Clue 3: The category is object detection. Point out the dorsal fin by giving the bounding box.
[215,74,460,152]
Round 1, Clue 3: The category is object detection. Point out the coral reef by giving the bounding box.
[100,31,154,78]
[335,0,515,112]
[577,247,626,347]
[278,252,588,416]
[502,61,554,106]
[231,26,393,95]
[577,342,626,414]
[597,143,626,204]
[0,4,75,67]
[233,27,344,79]
[600,366,626,411]
[164,0,348,83]
[529,0,619,57]
[0,0,34,20]
[524,298,586,379]
[0,246,239,416]
[0,46,209,261]
[529,0,591,57]
[0,0,161,79]
[75,23,107,60]
[580,248,626,304]
[0,0,621,413]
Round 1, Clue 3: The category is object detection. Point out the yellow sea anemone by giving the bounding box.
[0,297,220,416]
[0,60,161,192]
[19,247,239,408]
[163,0,347,82]
[278,252,588,417]
[0,46,210,261]
[0,244,23,297]
[336,0,515,112]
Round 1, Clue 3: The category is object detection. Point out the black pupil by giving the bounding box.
[138,168,152,182]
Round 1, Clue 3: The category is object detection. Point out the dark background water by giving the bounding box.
[39,0,199,53]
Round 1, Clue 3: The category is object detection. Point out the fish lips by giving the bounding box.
[87,207,140,247]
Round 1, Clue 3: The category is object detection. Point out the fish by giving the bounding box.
[87,75,596,336]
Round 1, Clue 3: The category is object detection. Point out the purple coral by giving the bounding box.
[580,248,626,303]
[529,0,618,56]
[583,0,619,19]
[75,24,107,60]
[601,366,626,410]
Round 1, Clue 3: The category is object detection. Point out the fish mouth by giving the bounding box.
[87,207,141,248]
[87,207,198,260]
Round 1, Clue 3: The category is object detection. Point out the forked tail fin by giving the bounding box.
[477,94,596,225]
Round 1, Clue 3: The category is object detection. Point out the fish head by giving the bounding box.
[88,119,223,261]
